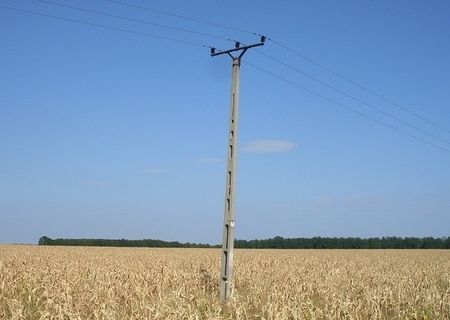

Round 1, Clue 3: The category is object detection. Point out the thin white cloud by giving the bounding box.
[142,168,173,174]
[83,180,109,187]
[242,139,297,153]
[198,157,222,164]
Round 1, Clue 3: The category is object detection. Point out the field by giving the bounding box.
[0,246,449,319]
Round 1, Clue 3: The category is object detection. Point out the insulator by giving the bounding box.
[261,35,266,43]
[211,47,216,54]
[235,41,240,48]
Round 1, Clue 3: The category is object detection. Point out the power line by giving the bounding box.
[104,0,261,36]
[32,0,236,43]
[255,50,450,147]
[3,2,447,153]
[0,4,212,49]
[268,39,450,134]
[102,1,449,135]
[246,61,450,154]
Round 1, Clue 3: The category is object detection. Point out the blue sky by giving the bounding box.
[1,0,449,244]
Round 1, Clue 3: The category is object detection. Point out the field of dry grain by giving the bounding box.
[0,246,449,319]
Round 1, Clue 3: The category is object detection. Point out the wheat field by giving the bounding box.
[0,246,449,319]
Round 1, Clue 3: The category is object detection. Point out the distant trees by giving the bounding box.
[234,236,450,249]
[37,236,215,248]
[38,236,51,245]
[38,236,450,249]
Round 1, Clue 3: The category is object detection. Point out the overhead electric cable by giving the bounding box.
[246,61,450,154]
[104,0,261,36]
[32,0,236,43]
[104,1,449,135]
[0,4,212,48]
[2,3,447,153]
[255,50,450,146]
[268,39,450,134]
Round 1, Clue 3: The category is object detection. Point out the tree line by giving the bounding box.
[38,236,214,248]
[39,236,450,249]
[235,236,450,249]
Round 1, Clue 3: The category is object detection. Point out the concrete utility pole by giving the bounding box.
[210,37,265,302]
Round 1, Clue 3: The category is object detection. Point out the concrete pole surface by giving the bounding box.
[219,57,241,302]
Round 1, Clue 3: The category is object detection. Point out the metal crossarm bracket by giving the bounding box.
[211,42,264,58]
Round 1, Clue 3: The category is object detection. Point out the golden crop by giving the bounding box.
[0,246,449,319]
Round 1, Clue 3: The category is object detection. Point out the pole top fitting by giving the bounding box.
[210,42,264,58]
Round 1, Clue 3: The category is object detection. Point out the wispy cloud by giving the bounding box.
[311,194,380,208]
[83,180,109,187]
[142,167,173,174]
[242,139,297,153]
[198,157,222,164]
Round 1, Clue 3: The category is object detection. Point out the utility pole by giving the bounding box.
[210,37,265,302]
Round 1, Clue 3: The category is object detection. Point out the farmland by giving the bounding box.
[0,246,449,319]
